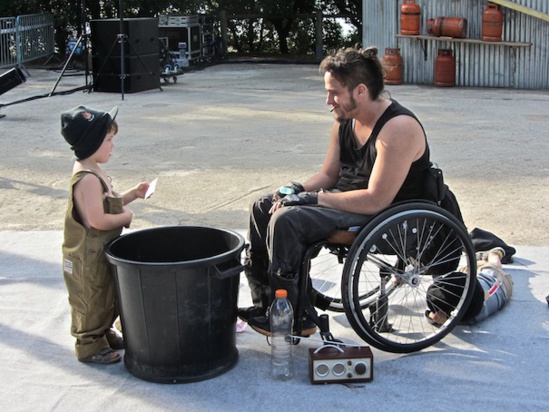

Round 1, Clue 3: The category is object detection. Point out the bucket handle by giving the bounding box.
[212,258,244,279]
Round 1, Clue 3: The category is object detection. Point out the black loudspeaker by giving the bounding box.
[91,54,160,93]
[0,67,26,96]
[90,18,160,93]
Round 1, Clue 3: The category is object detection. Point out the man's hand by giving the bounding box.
[269,191,318,214]
[279,192,318,206]
[273,181,304,201]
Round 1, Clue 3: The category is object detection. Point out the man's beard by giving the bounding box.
[335,95,358,122]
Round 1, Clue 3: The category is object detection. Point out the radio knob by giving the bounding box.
[354,361,367,375]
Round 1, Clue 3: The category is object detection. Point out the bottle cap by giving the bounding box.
[275,289,287,298]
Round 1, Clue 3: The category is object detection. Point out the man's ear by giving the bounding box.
[355,83,368,99]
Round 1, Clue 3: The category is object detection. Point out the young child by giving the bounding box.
[61,105,149,364]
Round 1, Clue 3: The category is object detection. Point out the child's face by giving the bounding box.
[95,130,116,163]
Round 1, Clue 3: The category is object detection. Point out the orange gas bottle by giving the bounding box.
[401,0,421,35]
[482,2,504,41]
[427,17,468,39]
[382,48,403,85]
[434,49,455,87]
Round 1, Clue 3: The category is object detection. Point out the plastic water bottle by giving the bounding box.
[270,289,294,380]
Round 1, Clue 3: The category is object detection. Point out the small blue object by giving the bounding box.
[279,186,294,195]
[66,39,83,56]
[348,226,361,232]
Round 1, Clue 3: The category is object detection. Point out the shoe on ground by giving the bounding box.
[424,309,448,326]
[476,247,506,262]
[78,348,121,364]
[488,247,506,260]
[247,315,317,337]
[237,306,266,323]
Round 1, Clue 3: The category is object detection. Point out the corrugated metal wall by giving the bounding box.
[363,0,548,89]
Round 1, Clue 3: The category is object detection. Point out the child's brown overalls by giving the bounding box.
[62,170,123,359]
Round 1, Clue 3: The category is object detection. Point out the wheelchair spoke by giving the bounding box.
[342,203,476,353]
[309,244,347,311]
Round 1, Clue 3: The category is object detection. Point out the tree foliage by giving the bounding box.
[1,0,361,56]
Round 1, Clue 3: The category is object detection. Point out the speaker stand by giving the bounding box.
[92,33,163,100]
[92,0,162,100]
[119,33,163,98]
[41,52,65,69]
[49,35,88,97]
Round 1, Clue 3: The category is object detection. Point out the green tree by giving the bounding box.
[331,0,361,45]
[257,0,315,55]
[1,0,361,57]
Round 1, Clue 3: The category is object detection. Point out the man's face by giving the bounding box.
[324,71,358,122]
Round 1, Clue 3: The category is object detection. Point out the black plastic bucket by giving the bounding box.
[105,226,245,383]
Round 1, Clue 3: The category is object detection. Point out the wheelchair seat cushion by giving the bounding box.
[326,229,357,245]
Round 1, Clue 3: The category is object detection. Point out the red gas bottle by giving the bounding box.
[427,17,468,38]
[482,2,504,41]
[401,0,421,35]
[434,49,455,87]
[382,48,403,85]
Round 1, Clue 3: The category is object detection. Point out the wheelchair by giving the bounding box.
[293,201,477,353]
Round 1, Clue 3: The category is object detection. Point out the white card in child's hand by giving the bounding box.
[145,178,157,199]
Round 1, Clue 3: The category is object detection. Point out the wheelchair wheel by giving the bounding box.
[308,242,379,313]
[307,243,347,312]
[341,202,476,353]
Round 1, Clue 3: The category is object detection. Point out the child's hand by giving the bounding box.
[123,208,134,228]
[134,182,149,199]
[121,182,152,205]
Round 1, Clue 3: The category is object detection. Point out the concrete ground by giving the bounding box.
[0,63,548,411]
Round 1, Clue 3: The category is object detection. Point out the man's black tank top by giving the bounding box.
[335,100,431,202]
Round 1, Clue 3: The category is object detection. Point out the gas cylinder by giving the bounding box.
[482,2,504,41]
[426,17,468,39]
[401,0,421,35]
[382,48,403,85]
[434,49,455,87]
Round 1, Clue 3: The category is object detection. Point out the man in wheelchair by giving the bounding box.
[239,46,438,337]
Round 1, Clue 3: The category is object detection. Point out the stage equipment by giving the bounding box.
[0,67,27,119]
[91,17,160,94]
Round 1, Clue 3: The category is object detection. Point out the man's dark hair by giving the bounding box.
[319,46,385,100]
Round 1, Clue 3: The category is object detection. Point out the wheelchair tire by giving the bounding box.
[308,243,347,312]
[309,242,378,313]
[341,202,476,353]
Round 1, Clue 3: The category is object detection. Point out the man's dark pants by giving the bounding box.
[245,193,372,312]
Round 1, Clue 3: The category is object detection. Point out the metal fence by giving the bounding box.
[0,13,54,70]
[0,17,17,68]
[363,0,549,89]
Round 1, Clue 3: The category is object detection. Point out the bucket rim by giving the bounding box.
[105,225,246,269]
